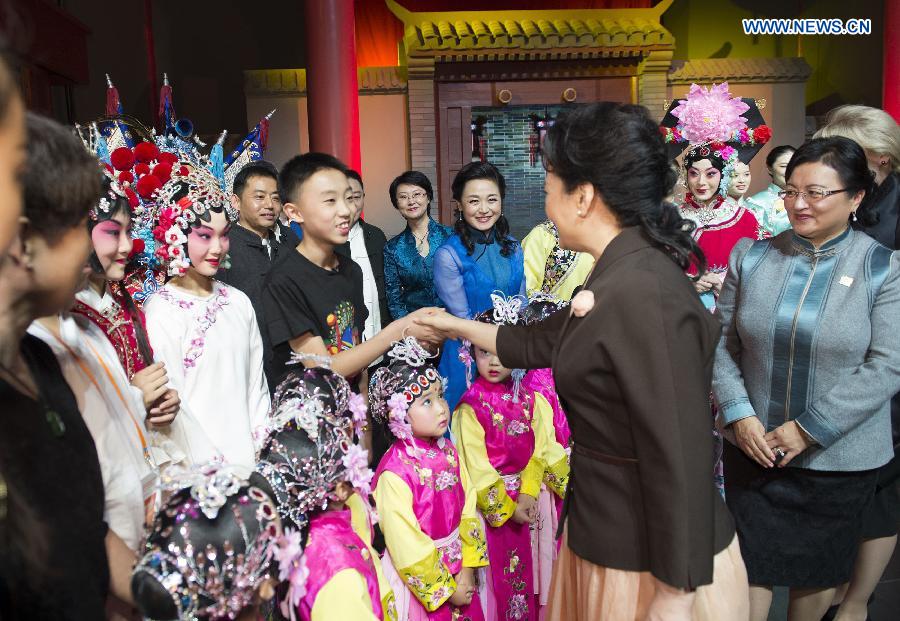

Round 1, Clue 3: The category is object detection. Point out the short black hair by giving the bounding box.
[232,160,278,197]
[24,112,101,240]
[766,144,796,169]
[278,152,347,204]
[345,169,363,189]
[786,136,878,228]
[388,170,433,209]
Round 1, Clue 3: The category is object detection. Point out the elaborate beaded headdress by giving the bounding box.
[369,336,443,444]
[76,73,273,299]
[521,291,569,325]
[149,165,237,277]
[131,462,280,620]
[254,366,372,532]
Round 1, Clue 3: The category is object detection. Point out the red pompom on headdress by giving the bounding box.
[136,174,163,199]
[133,141,160,164]
[110,147,135,172]
[158,151,178,166]
[152,163,173,183]
[118,171,134,186]
[134,162,151,177]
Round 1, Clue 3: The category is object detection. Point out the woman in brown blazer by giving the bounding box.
[418,103,748,620]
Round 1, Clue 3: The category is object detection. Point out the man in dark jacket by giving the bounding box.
[337,170,390,339]
[217,160,298,371]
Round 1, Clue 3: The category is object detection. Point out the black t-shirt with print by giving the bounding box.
[262,248,367,388]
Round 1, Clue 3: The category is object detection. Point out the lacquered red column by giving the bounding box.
[304,0,361,170]
[885,0,900,122]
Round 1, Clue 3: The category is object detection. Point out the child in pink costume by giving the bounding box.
[452,294,569,620]
[371,337,489,621]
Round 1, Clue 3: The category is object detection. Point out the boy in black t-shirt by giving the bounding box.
[262,153,440,397]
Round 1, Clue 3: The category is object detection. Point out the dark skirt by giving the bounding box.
[723,441,878,588]
[861,450,900,539]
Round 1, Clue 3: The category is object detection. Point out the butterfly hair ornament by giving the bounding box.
[461,292,529,401]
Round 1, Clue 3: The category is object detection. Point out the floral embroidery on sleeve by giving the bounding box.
[460,516,488,567]
[383,591,398,621]
[477,480,516,528]
[399,547,457,612]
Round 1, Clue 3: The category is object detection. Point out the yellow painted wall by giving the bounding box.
[663,0,884,111]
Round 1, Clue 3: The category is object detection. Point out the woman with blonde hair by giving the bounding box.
[815,105,900,621]
[815,105,899,248]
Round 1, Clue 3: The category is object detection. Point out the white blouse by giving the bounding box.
[144,280,270,474]
[29,315,155,551]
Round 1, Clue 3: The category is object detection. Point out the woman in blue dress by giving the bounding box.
[434,161,526,409]
[383,170,452,319]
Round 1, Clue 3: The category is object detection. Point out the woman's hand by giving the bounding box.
[645,578,696,621]
[449,567,475,607]
[147,388,180,427]
[132,362,169,409]
[693,271,723,294]
[399,307,446,348]
[732,416,775,468]
[512,493,537,524]
[412,308,461,342]
[764,421,813,468]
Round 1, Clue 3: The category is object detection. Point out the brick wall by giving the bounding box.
[473,104,574,240]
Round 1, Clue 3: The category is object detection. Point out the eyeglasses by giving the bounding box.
[778,188,849,203]
[397,191,427,202]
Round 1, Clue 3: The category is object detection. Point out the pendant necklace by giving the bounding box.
[0,361,66,437]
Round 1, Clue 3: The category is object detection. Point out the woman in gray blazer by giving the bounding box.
[713,136,900,621]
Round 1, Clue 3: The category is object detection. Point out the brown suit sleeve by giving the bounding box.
[603,270,718,589]
[496,305,570,370]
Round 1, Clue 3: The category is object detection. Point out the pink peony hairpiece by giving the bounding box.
[671,83,750,145]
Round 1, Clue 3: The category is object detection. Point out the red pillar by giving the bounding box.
[885,0,900,122]
[304,0,361,170]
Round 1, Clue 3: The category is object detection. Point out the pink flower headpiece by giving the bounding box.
[671,83,749,145]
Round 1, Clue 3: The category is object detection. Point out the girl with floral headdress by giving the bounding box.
[257,365,396,621]
[665,83,769,311]
[143,165,269,473]
[451,294,569,621]
[369,337,488,621]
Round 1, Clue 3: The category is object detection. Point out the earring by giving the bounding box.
[852,211,858,222]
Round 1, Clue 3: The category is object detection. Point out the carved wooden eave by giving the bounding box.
[667,57,813,85]
[386,0,675,63]
[243,66,408,97]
